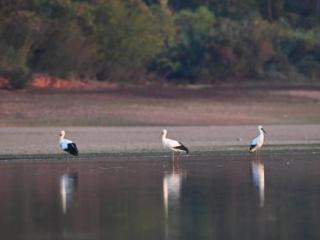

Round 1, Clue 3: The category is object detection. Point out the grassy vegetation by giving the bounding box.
[0,0,319,87]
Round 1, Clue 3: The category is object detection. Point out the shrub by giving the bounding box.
[9,66,31,89]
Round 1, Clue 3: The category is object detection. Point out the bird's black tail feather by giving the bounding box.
[66,143,79,156]
[249,144,256,152]
[175,142,189,154]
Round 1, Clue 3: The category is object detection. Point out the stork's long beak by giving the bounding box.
[262,128,267,134]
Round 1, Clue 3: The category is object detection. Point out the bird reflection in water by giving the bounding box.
[163,159,186,239]
[60,169,79,214]
[250,158,265,207]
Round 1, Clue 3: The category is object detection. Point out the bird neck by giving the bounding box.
[162,133,167,141]
[259,130,264,138]
[60,135,65,141]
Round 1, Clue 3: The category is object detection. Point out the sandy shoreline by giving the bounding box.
[1,125,320,156]
[1,87,320,127]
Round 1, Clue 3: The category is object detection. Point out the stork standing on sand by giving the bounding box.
[59,130,79,156]
[249,125,267,159]
[161,129,189,160]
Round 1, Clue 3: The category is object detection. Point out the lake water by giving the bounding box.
[0,149,320,240]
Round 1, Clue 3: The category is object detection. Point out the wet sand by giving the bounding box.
[1,87,320,127]
[1,125,320,157]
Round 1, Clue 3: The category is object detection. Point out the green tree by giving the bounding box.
[28,0,97,78]
[150,6,215,81]
[94,0,166,81]
[0,8,41,84]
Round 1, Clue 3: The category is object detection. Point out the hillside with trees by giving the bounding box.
[0,0,319,88]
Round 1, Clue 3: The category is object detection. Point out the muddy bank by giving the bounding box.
[0,125,319,156]
[1,87,320,127]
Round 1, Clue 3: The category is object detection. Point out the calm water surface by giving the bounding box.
[1,149,320,240]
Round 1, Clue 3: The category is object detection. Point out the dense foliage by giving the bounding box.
[0,0,319,87]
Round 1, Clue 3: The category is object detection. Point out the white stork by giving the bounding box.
[249,125,267,159]
[59,130,79,156]
[161,129,189,159]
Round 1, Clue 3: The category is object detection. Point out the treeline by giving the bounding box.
[0,0,319,88]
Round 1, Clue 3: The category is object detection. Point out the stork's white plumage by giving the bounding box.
[59,130,79,156]
[161,129,189,155]
[249,125,266,153]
